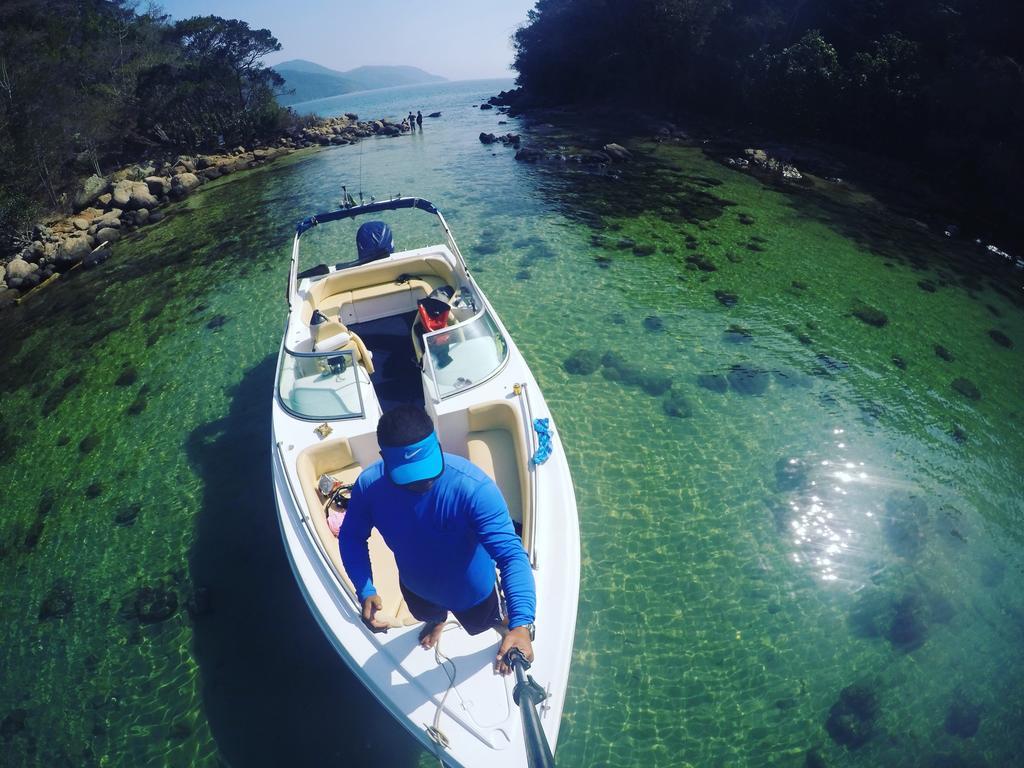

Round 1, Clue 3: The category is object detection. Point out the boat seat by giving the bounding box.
[315,276,449,325]
[312,313,375,375]
[295,438,415,628]
[466,402,531,541]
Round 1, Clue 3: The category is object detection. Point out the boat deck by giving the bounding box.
[349,311,424,411]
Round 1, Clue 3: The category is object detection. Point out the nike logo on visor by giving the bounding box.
[404,446,426,460]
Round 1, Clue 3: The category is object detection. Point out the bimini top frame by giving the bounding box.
[287,196,470,308]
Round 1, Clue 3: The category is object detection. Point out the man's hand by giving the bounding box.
[495,625,534,675]
[361,595,389,633]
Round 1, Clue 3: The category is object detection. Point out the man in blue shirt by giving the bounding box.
[339,404,535,673]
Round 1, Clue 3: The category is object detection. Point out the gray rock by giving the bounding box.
[74,174,110,210]
[200,166,222,180]
[55,235,93,267]
[128,181,158,209]
[112,179,133,208]
[94,212,122,229]
[515,147,543,163]
[144,176,170,196]
[173,155,195,173]
[148,210,165,224]
[72,217,89,230]
[134,208,149,226]
[83,243,110,268]
[0,265,5,283]
[602,143,632,161]
[32,223,52,240]
[0,287,19,308]
[95,227,120,244]
[97,192,113,208]
[171,172,201,198]
[5,258,34,281]
[21,241,44,263]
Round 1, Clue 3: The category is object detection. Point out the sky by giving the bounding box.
[155,0,537,80]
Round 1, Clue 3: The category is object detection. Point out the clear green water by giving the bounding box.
[2,80,1022,767]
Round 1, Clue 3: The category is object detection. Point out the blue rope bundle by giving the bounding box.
[532,418,553,465]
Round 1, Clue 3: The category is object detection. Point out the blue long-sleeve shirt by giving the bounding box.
[338,454,536,629]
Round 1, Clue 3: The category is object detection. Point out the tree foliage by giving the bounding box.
[512,0,1024,243]
[0,1,291,247]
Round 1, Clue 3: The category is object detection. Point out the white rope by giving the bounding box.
[424,620,461,765]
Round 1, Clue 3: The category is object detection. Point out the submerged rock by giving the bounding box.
[114,503,141,527]
[643,316,664,332]
[662,391,692,418]
[852,302,888,328]
[951,377,980,401]
[891,355,907,370]
[39,580,74,620]
[697,373,728,394]
[987,329,1013,348]
[727,363,770,395]
[944,697,981,738]
[886,593,928,651]
[917,280,937,293]
[205,314,230,331]
[714,290,738,307]
[78,432,100,454]
[114,366,138,386]
[639,372,673,396]
[934,344,955,362]
[563,350,601,375]
[85,482,103,499]
[825,683,879,749]
[685,254,717,272]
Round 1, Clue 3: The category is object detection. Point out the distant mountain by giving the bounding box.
[272,60,446,106]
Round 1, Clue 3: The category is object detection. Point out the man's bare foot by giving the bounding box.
[418,621,445,650]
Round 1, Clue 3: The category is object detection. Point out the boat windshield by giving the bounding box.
[277,348,365,420]
[424,311,508,398]
[297,206,455,278]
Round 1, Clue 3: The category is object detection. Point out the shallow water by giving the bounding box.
[1,79,1022,767]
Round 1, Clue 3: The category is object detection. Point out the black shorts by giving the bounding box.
[399,582,502,636]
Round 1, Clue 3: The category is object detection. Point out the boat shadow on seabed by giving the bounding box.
[185,354,424,767]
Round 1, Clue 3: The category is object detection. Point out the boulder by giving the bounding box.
[479,132,497,144]
[479,103,494,110]
[72,217,89,231]
[55,234,93,267]
[173,155,195,173]
[94,210,122,229]
[201,166,222,180]
[83,243,110,268]
[97,192,113,208]
[127,181,158,210]
[602,143,632,161]
[73,174,110,211]
[95,227,120,244]
[144,176,170,196]
[745,148,768,164]
[111,179,134,208]
[428,111,441,118]
[170,172,201,198]
[148,210,165,224]
[134,208,149,226]
[515,147,543,163]
[4,258,34,285]
[0,264,5,283]
[21,241,44,263]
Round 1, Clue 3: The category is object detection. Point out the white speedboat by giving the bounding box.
[271,197,581,767]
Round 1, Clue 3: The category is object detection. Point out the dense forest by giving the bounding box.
[513,0,1024,246]
[0,0,294,252]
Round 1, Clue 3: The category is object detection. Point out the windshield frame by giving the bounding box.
[276,343,366,422]
[422,307,510,400]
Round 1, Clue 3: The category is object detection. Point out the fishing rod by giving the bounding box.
[504,648,555,768]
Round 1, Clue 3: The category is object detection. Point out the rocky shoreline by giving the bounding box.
[0,113,419,311]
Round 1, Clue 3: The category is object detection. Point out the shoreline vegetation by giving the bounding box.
[499,0,1023,259]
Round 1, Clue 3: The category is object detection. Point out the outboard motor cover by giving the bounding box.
[356,221,394,261]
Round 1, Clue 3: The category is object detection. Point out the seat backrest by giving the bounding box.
[312,313,375,375]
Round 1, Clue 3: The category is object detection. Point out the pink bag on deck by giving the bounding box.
[327,508,346,537]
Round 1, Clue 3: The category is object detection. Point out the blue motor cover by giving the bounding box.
[356,221,394,261]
